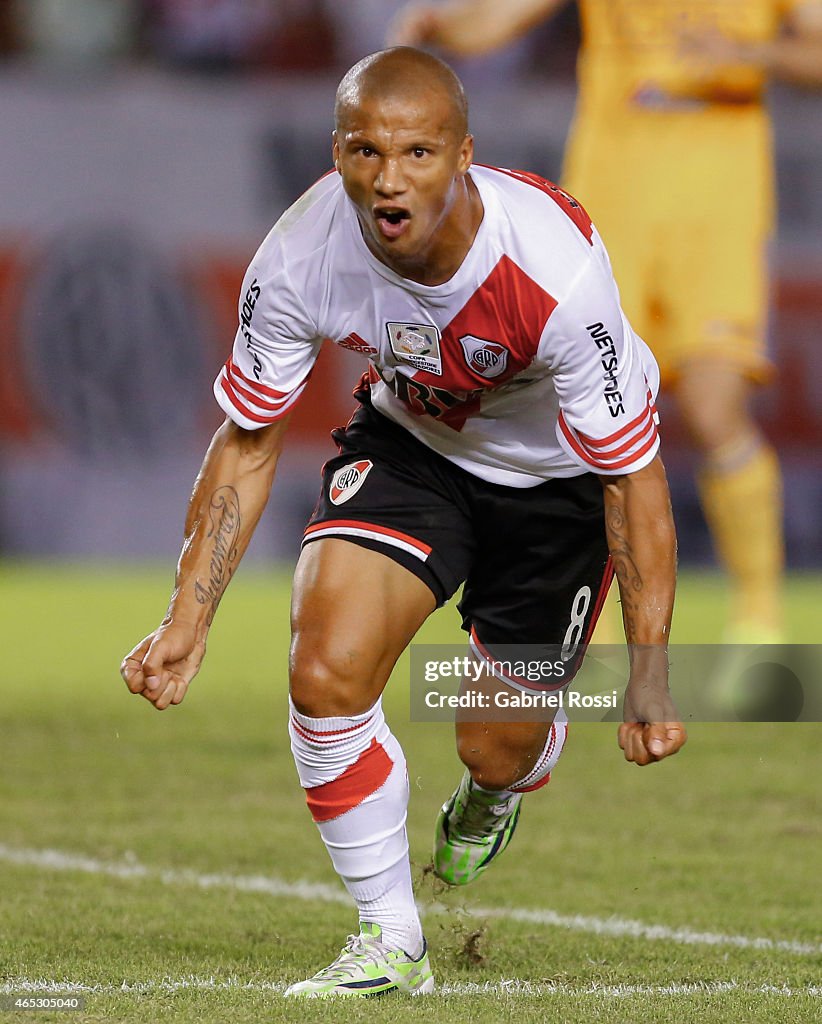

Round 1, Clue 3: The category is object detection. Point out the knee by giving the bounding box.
[675,380,754,456]
[683,402,747,455]
[456,723,549,791]
[289,637,374,718]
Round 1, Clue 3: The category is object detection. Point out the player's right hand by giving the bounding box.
[387,4,441,46]
[618,720,687,766]
[120,621,205,711]
[619,676,687,765]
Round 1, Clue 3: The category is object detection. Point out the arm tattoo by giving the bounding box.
[605,502,643,643]
[194,486,241,624]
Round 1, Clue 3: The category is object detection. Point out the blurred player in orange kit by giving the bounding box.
[393,0,822,642]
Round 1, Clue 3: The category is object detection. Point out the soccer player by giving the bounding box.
[120,47,685,998]
[392,0,822,644]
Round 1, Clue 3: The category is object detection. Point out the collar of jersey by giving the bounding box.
[345,168,497,297]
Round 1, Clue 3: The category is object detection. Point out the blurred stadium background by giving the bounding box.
[2,6,820,1019]
[1,0,820,568]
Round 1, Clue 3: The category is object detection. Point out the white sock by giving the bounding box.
[288,697,423,954]
[344,861,423,957]
[510,710,568,792]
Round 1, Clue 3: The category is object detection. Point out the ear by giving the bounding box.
[332,130,341,173]
[457,133,474,175]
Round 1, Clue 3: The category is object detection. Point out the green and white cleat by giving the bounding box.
[284,922,434,998]
[434,771,522,886]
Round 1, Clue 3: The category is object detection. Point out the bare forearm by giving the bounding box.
[746,35,822,87]
[395,0,568,56]
[601,457,677,649]
[602,459,685,754]
[165,416,289,634]
[714,5,822,89]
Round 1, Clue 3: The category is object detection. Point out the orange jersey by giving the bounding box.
[576,0,804,109]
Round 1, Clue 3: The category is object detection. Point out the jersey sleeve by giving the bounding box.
[213,239,322,430]
[543,233,660,476]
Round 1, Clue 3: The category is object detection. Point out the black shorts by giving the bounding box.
[304,395,613,665]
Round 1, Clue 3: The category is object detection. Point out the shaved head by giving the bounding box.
[332,46,480,286]
[335,47,469,139]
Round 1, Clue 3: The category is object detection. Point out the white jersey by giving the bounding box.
[214,164,660,487]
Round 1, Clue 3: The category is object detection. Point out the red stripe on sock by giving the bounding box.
[290,714,373,742]
[511,723,558,793]
[305,737,393,823]
[513,772,552,794]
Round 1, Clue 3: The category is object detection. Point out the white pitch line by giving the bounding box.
[1,977,820,999]
[0,843,349,906]
[1,843,820,958]
[476,905,822,957]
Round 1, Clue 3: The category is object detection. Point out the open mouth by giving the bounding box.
[374,207,411,240]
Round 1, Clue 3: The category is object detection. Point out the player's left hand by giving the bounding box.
[619,681,687,765]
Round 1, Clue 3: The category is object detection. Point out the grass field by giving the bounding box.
[1,564,820,1023]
